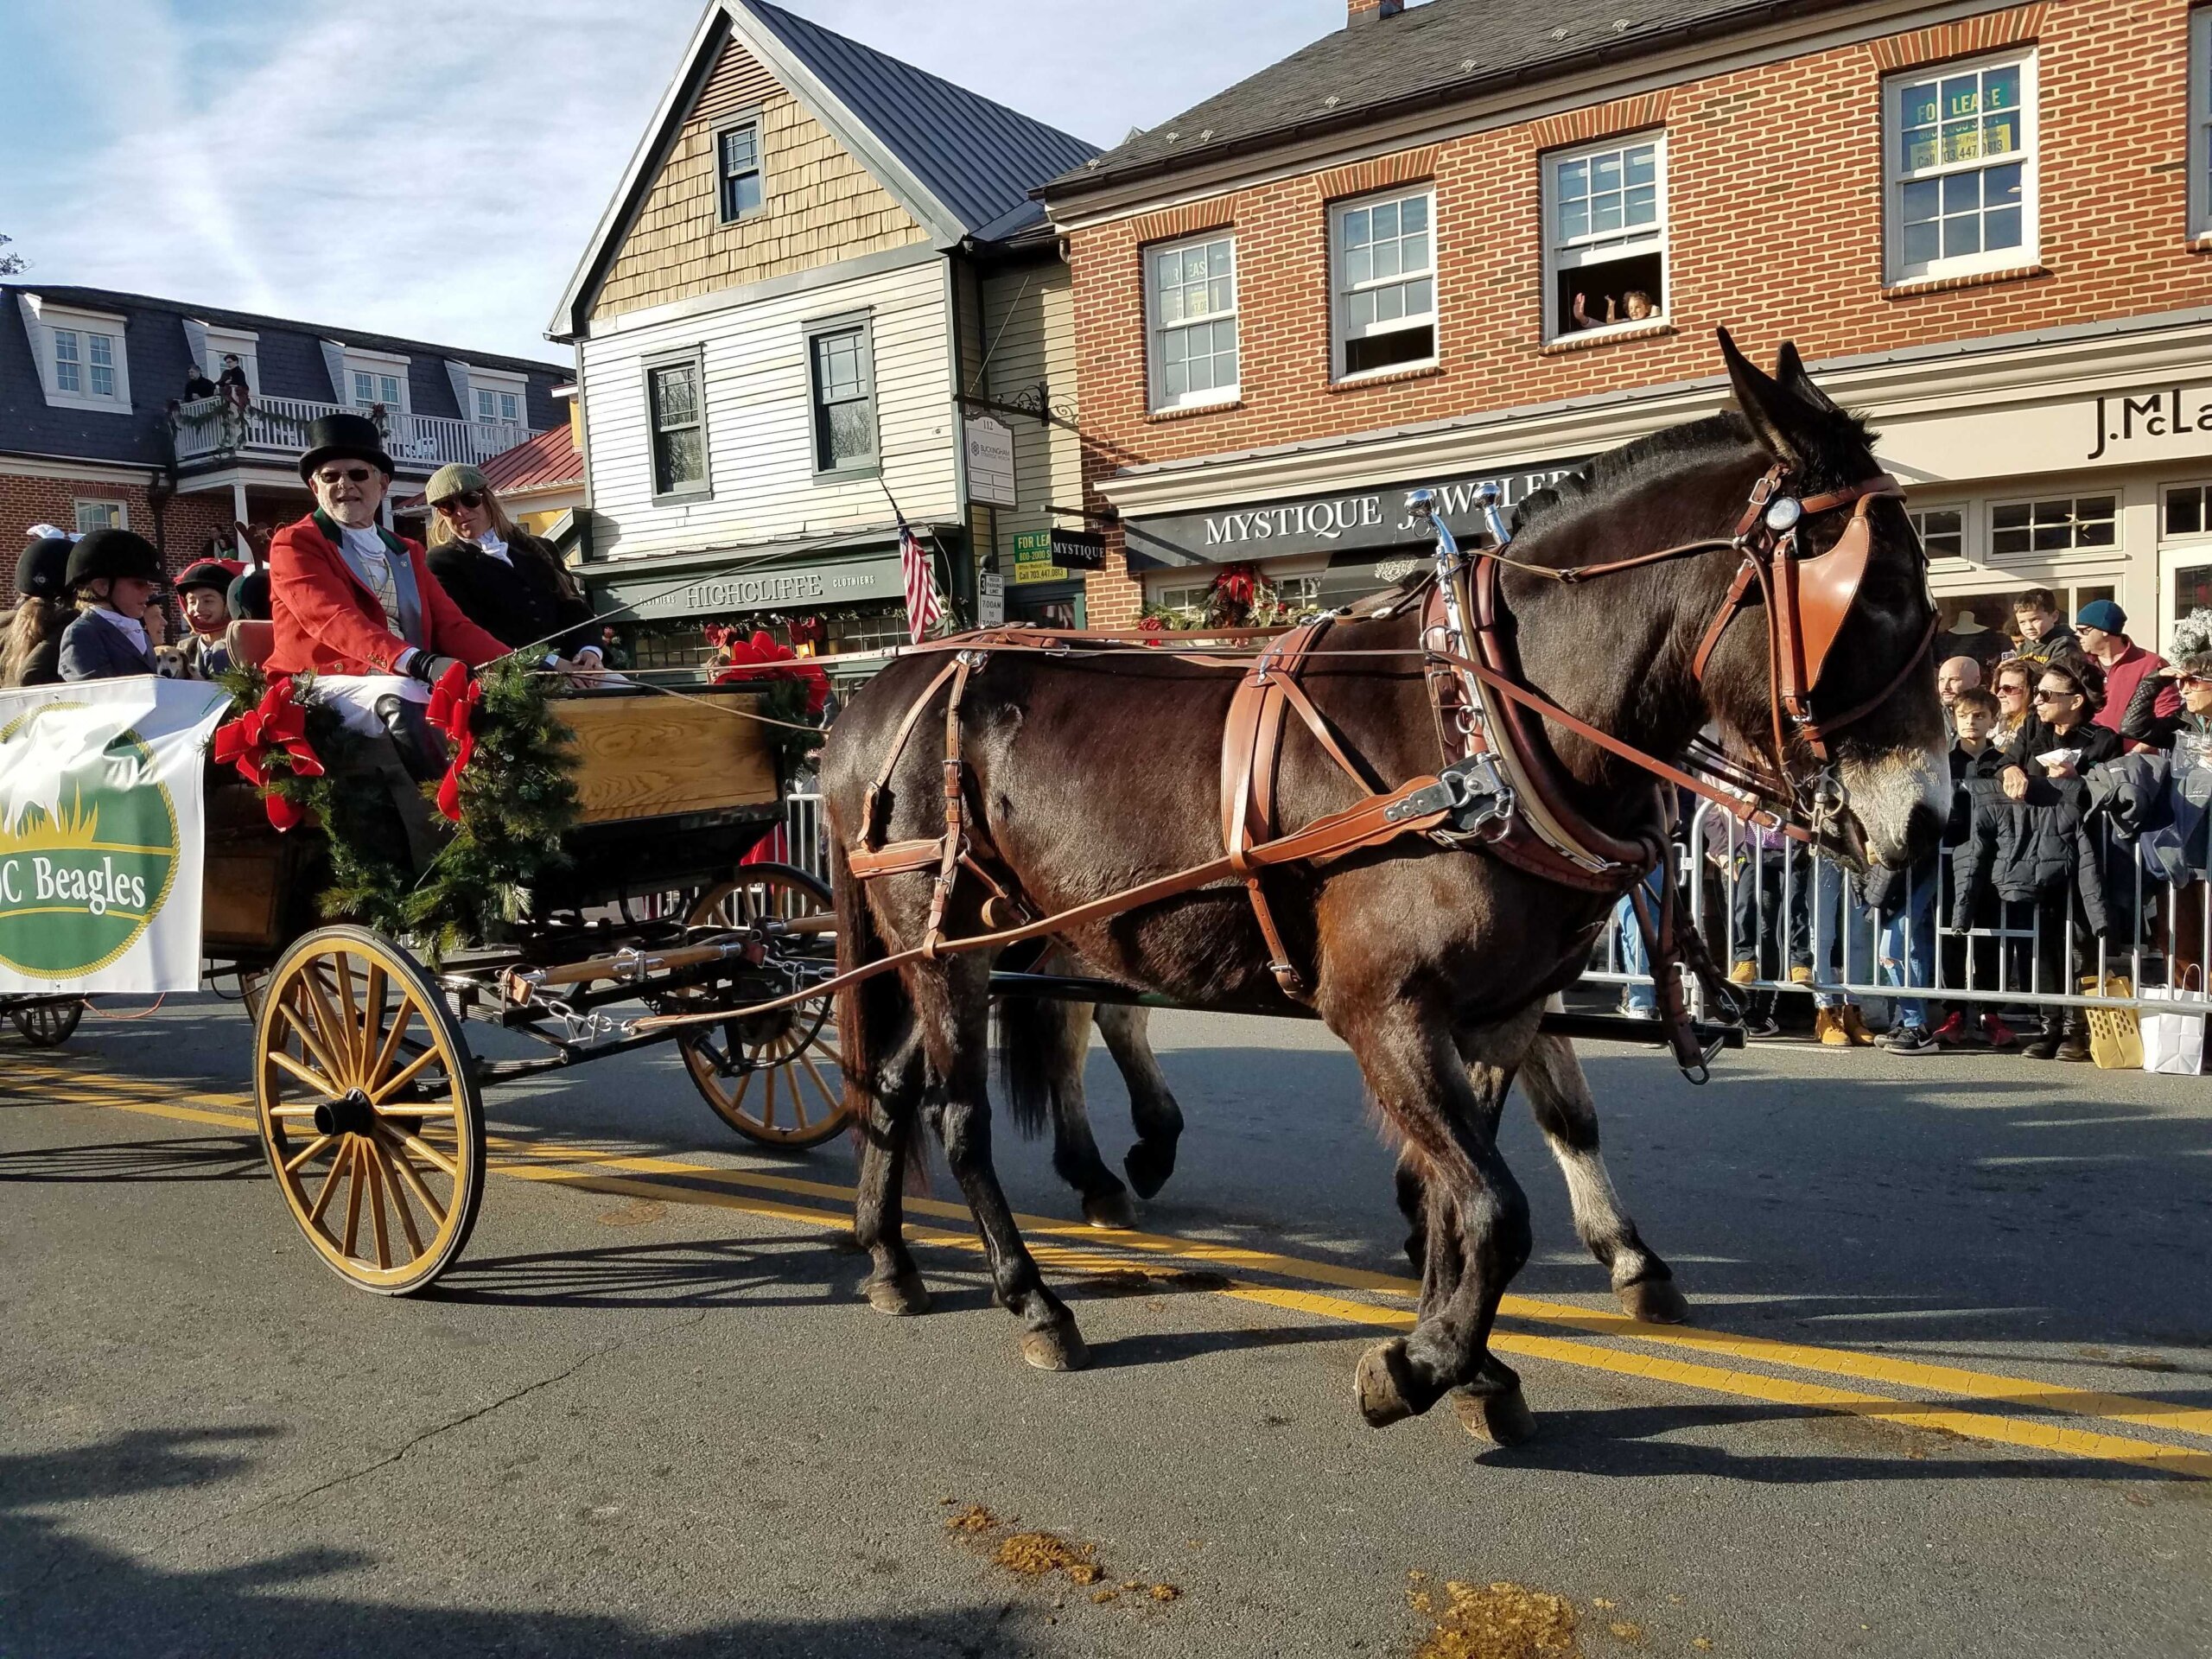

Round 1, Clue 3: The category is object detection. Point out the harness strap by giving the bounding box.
[857,654,964,852]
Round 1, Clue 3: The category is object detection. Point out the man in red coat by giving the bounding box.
[269,412,506,679]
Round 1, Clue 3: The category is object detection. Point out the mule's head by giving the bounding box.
[1713,331,1946,870]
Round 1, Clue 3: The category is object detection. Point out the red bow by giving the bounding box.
[1214,563,1259,609]
[711,628,830,715]
[212,675,322,830]
[426,661,482,823]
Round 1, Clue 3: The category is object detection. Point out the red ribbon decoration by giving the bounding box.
[211,674,323,831]
[711,627,831,715]
[425,661,483,823]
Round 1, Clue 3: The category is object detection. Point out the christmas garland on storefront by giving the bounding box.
[1139,562,1319,632]
[213,660,580,961]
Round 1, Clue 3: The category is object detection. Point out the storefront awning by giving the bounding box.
[584,524,959,622]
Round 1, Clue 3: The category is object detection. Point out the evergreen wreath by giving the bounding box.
[217,660,582,962]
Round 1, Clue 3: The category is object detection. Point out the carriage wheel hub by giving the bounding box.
[314,1090,378,1138]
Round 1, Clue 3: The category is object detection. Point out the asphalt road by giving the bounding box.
[3,994,2209,1657]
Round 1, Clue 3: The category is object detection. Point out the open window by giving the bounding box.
[1542,134,1667,341]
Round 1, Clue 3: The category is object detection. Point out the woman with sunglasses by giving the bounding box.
[423,465,602,674]
[2125,610,2212,752]
[1990,658,2034,746]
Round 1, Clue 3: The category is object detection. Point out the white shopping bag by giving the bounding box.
[2140,976,2208,1077]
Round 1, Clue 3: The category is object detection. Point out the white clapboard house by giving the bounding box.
[549,0,1100,669]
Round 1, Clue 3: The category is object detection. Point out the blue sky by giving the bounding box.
[0,0,1343,365]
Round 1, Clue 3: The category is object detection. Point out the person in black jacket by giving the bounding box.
[1958,653,2120,1059]
[422,464,601,671]
[3,533,75,687]
[57,529,165,682]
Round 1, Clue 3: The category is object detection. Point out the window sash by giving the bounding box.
[647,360,707,495]
[2193,11,2212,238]
[1885,52,2037,281]
[1541,136,1669,339]
[1147,235,1240,409]
[1333,189,1437,357]
[810,327,877,472]
[353,370,401,410]
[721,123,764,220]
[73,499,124,534]
[1987,494,2116,556]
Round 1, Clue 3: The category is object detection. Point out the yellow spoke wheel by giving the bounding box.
[255,925,486,1295]
[677,863,849,1149]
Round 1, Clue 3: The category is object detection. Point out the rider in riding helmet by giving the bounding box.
[172,556,245,679]
[3,533,75,687]
[58,528,166,682]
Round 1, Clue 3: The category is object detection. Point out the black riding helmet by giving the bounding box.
[227,568,271,622]
[65,527,166,591]
[14,534,73,602]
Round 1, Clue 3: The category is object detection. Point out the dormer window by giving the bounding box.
[474,386,522,426]
[22,299,133,413]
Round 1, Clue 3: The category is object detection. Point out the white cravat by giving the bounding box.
[476,529,512,568]
[93,607,149,654]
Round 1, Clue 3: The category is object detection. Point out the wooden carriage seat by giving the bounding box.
[226,620,276,667]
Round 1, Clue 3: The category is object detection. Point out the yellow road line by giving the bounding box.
[23,1065,2212,1474]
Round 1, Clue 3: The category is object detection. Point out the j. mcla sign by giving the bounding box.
[1122,461,1583,568]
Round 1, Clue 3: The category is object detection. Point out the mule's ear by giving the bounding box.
[1774,340,1848,418]
[1719,326,1816,467]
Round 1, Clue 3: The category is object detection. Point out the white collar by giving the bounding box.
[92,607,149,651]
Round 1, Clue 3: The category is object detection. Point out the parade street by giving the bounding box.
[2,997,2207,1658]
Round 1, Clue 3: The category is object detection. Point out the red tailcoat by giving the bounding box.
[266,513,506,677]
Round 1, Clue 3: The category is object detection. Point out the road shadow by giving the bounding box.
[433,1230,874,1311]
[0,1132,264,1184]
[1,1427,1047,1657]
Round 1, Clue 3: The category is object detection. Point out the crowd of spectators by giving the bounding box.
[1616,590,2212,1063]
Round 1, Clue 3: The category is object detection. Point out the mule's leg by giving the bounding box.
[1097,1004,1185,1201]
[853,1014,931,1315]
[1393,1149,1427,1271]
[1344,1005,1538,1445]
[1518,1034,1688,1324]
[913,957,1087,1372]
[1041,1001,1135,1230]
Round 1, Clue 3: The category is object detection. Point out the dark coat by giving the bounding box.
[1951,772,2111,935]
[425,531,597,658]
[8,634,61,687]
[58,611,158,681]
[2002,713,2122,775]
[2119,676,2212,751]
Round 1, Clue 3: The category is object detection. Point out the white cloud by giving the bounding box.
[1,0,1339,360]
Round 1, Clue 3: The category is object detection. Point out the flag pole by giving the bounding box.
[877,479,962,632]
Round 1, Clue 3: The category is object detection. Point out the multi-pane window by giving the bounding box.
[474,387,521,426]
[352,370,402,411]
[52,327,119,400]
[2165,484,2212,538]
[1989,494,2115,557]
[1543,135,1667,340]
[809,325,877,474]
[1332,188,1435,378]
[73,500,124,534]
[1909,507,1965,561]
[1887,54,2035,283]
[2193,11,2212,239]
[1147,234,1239,410]
[720,122,764,222]
[647,357,708,497]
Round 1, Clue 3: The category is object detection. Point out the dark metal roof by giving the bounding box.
[1045,0,1860,198]
[1,283,569,471]
[741,0,1097,238]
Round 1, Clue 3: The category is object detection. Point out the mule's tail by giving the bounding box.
[994,993,1064,1141]
[830,833,894,1134]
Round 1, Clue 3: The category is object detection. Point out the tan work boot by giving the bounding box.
[1789,965,1815,987]
[1729,959,1758,985]
[1840,1006,1875,1046]
[1814,1007,1847,1046]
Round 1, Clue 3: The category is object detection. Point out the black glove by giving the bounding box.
[405,652,465,688]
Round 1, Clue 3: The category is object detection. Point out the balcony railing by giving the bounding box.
[169,394,531,472]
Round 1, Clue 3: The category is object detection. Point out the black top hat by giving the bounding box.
[299,411,395,482]
[66,527,166,590]
[14,534,73,602]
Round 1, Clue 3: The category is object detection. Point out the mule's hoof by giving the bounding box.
[1354,1338,1420,1427]
[1123,1143,1176,1201]
[865,1271,930,1316]
[1083,1188,1137,1230]
[1618,1277,1690,1325]
[1020,1322,1090,1372]
[1452,1382,1537,1446]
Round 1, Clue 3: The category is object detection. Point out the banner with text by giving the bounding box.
[0,680,231,994]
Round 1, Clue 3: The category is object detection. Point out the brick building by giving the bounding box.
[1043,0,2212,655]
[2,283,565,608]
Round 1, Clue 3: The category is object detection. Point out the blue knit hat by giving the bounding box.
[2075,598,2126,634]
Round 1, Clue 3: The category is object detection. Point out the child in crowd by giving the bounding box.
[56,528,165,682]
[1931,687,2018,1048]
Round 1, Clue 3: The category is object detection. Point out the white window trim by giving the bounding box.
[1144,232,1242,413]
[1883,48,2040,286]
[466,365,529,427]
[1906,501,1971,569]
[1541,130,1670,343]
[1330,186,1440,383]
[340,346,411,416]
[2191,11,2212,241]
[17,296,133,414]
[1986,488,2120,562]
[715,114,767,225]
[196,322,261,399]
[73,498,127,534]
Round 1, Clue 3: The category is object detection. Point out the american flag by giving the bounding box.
[899,520,944,644]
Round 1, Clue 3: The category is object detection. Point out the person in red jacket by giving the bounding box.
[268,413,506,680]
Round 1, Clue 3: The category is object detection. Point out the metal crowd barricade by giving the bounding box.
[1586,797,2212,1021]
[784,791,830,886]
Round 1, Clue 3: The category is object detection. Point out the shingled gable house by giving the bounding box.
[548,0,1101,672]
[1043,0,2212,654]
[1,283,564,601]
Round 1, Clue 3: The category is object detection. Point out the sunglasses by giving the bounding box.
[433,491,486,514]
[1996,683,2029,696]
[315,466,377,485]
[2033,687,2079,702]
[2181,674,2212,690]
